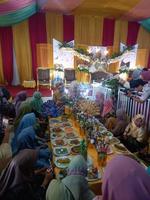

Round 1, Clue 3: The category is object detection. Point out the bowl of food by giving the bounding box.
[69,139,80,146]
[51,132,65,139]
[65,132,77,139]
[52,138,67,146]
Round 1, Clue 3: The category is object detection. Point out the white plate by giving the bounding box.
[53,146,70,157]
[54,156,72,169]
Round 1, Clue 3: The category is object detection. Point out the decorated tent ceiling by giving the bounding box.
[0,0,150,27]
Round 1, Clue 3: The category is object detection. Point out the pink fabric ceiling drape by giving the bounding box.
[29,13,47,80]
[127,22,140,46]
[102,18,115,46]
[0,27,13,85]
[63,15,74,42]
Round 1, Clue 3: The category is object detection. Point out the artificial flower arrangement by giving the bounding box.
[77,64,90,73]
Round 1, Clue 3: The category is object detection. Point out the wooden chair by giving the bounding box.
[37,67,51,90]
[64,68,76,86]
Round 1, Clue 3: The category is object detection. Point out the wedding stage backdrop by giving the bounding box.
[0,13,150,85]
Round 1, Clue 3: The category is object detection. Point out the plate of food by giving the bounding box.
[109,137,120,145]
[52,138,67,146]
[68,138,81,146]
[55,156,71,169]
[50,119,61,124]
[114,143,128,153]
[53,147,70,156]
[64,127,74,134]
[87,167,101,182]
[62,122,72,127]
[51,132,65,139]
[51,127,63,133]
[71,145,80,155]
[65,132,77,139]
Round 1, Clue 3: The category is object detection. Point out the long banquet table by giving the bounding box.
[48,116,146,195]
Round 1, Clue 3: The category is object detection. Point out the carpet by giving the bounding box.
[5,86,52,97]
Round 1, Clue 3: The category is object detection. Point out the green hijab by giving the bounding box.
[46,155,95,200]
[30,91,43,113]
[14,100,32,130]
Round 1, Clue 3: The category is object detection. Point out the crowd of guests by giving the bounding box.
[0,72,150,200]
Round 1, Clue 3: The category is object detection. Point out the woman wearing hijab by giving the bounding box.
[141,70,150,82]
[46,155,95,200]
[105,109,128,137]
[95,92,104,115]
[16,123,52,168]
[0,125,12,174]
[123,114,146,152]
[93,155,150,200]
[14,91,27,116]
[14,100,32,130]
[0,149,53,200]
[11,112,37,155]
[31,91,43,113]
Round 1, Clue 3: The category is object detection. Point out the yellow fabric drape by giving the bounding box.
[36,43,53,67]
[46,13,63,44]
[120,20,128,44]
[136,49,149,67]
[113,20,121,52]
[75,15,103,45]
[13,20,32,83]
[0,41,4,84]
[137,26,150,49]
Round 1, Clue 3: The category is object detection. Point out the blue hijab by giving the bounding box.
[11,113,37,154]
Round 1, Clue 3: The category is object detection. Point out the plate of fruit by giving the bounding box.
[53,147,70,156]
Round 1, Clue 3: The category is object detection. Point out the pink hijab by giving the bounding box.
[93,155,150,200]
[101,98,113,117]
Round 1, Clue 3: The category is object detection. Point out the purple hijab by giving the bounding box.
[95,155,150,200]
[0,149,38,198]
[14,91,27,115]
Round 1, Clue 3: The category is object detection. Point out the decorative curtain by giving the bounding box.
[127,22,140,46]
[0,26,13,85]
[36,43,53,67]
[113,20,121,52]
[12,48,20,86]
[102,18,115,46]
[75,15,103,45]
[13,20,32,83]
[137,26,150,49]
[29,12,47,80]
[120,20,128,44]
[46,13,63,44]
[0,41,4,84]
[63,15,74,42]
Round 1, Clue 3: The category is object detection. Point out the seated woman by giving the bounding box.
[14,91,27,116]
[30,91,43,114]
[0,149,53,200]
[123,114,147,152]
[0,125,12,174]
[16,123,52,168]
[93,155,150,200]
[11,112,38,155]
[105,109,128,137]
[14,100,32,131]
[46,155,95,200]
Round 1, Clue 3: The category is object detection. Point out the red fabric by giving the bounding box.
[0,27,13,85]
[63,15,74,42]
[127,22,140,46]
[5,85,51,97]
[102,18,115,46]
[29,13,47,80]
